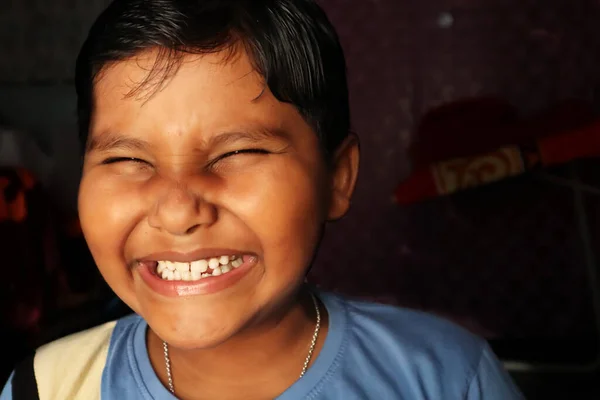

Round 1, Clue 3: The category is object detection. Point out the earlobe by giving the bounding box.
[327,134,360,221]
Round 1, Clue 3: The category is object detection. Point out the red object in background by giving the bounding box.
[0,168,46,333]
[410,98,596,169]
[396,99,600,204]
[539,121,600,165]
[409,97,519,168]
[0,167,98,335]
[394,168,440,205]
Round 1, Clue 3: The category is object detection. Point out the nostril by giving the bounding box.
[185,224,201,235]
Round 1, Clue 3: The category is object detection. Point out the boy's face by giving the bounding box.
[78,48,357,348]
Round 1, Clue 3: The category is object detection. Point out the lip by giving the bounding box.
[136,254,258,297]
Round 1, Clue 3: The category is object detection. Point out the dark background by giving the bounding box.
[1,0,600,398]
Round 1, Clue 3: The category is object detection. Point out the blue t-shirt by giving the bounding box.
[1,292,523,399]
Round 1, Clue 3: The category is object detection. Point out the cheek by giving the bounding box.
[79,174,136,252]
[228,161,325,270]
[78,173,143,305]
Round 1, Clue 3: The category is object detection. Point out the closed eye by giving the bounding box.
[209,148,270,167]
[102,157,149,165]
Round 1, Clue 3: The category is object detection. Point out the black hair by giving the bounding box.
[75,0,350,159]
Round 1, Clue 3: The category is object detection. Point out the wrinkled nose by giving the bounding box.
[147,182,217,236]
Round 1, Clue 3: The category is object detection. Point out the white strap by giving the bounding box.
[33,321,116,400]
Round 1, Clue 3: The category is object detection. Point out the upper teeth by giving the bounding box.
[156,256,244,281]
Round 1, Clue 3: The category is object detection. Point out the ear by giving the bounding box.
[327,134,360,221]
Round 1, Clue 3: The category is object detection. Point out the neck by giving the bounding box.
[147,288,327,400]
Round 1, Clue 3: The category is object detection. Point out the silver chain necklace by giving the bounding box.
[162,292,322,395]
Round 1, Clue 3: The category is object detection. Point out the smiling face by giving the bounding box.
[78,48,356,349]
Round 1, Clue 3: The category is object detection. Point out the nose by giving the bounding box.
[147,181,217,236]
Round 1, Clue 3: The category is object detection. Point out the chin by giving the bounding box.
[145,308,247,350]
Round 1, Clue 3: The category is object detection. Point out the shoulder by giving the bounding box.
[337,294,486,362]
[322,293,514,398]
[35,314,142,367]
[36,320,116,362]
[32,314,141,400]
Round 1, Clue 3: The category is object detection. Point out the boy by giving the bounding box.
[1,0,523,398]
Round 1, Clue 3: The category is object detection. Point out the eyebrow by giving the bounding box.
[85,133,150,154]
[85,127,286,154]
[206,127,285,148]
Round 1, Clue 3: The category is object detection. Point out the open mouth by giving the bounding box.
[150,255,247,282]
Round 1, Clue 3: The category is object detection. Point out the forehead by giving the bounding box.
[90,48,299,140]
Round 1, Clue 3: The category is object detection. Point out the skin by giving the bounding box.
[78,47,359,400]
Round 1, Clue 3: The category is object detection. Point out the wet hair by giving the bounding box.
[75,0,350,159]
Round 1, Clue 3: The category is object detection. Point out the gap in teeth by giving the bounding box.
[156,256,243,281]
